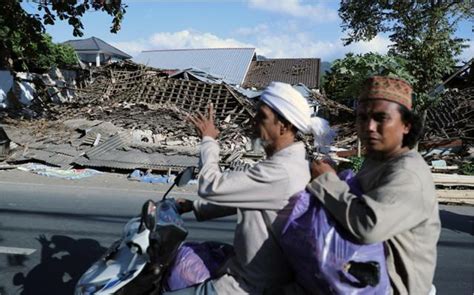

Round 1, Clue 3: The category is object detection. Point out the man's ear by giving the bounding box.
[279,122,290,135]
[403,122,411,135]
[280,122,295,135]
[279,123,285,135]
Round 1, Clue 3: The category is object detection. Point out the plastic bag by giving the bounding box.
[165,241,234,291]
[280,170,390,294]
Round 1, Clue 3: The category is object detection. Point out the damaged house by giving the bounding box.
[3,61,256,172]
[0,46,357,174]
[1,45,472,202]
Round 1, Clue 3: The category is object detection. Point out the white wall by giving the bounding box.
[0,69,78,108]
[0,71,14,108]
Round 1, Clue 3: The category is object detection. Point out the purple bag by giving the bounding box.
[165,241,234,291]
[280,170,390,294]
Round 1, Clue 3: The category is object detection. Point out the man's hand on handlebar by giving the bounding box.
[176,198,194,214]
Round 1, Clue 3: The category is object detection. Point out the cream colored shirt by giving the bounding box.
[307,150,440,295]
[193,137,310,294]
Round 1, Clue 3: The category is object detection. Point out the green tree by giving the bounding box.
[0,0,126,71]
[339,0,473,110]
[324,52,414,104]
[33,34,78,71]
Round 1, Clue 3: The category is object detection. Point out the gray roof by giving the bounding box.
[23,148,76,167]
[133,48,256,85]
[64,37,132,59]
[74,150,199,171]
[243,58,320,89]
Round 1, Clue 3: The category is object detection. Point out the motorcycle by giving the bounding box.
[75,166,195,295]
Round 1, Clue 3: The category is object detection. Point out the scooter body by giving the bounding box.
[76,199,188,295]
[75,216,151,294]
[75,167,194,295]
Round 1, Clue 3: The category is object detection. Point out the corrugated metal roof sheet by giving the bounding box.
[24,149,76,167]
[133,48,256,85]
[243,58,320,89]
[85,133,129,159]
[75,150,198,171]
[14,146,197,171]
[64,37,132,59]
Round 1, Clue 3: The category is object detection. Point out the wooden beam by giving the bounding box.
[437,189,474,205]
[432,173,474,187]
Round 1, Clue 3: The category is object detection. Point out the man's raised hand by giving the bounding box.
[188,103,220,139]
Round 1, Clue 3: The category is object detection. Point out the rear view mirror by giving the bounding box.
[174,166,195,187]
[141,200,157,232]
[161,166,196,201]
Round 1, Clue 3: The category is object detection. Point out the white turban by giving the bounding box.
[260,81,335,150]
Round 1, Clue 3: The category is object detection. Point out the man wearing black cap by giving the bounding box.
[308,76,441,295]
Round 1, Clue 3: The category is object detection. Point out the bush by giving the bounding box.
[32,34,78,72]
[460,162,474,176]
[338,156,364,173]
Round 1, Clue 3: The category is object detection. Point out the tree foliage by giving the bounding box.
[34,34,78,71]
[0,0,126,71]
[339,0,473,110]
[324,52,414,104]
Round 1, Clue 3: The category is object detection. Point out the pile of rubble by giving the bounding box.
[1,62,259,172]
[69,63,255,151]
[1,60,472,178]
[425,87,474,141]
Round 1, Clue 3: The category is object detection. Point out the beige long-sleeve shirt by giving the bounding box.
[307,150,440,295]
[192,137,310,294]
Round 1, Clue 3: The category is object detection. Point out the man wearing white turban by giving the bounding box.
[172,82,332,295]
[260,82,335,151]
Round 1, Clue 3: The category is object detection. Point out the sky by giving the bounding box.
[22,0,474,63]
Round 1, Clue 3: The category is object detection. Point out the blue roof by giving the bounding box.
[133,48,256,85]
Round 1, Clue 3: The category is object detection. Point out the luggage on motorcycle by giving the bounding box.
[280,170,390,294]
[165,241,234,292]
[149,199,188,268]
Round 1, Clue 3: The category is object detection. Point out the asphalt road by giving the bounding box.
[0,170,472,294]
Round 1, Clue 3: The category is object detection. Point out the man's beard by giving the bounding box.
[259,138,271,149]
[258,138,275,156]
[252,136,273,156]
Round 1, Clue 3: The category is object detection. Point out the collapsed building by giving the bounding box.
[0,49,472,177]
[2,63,258,171]
[1,48,337,173]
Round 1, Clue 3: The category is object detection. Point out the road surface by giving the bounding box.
[0,169,472,294]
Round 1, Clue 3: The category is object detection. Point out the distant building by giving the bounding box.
[64,37,131,67]
[134,48,256,85]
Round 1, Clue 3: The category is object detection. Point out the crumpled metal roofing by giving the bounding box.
[75,149,198,170]
[85,133,129,159]
[23,148,76,167]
